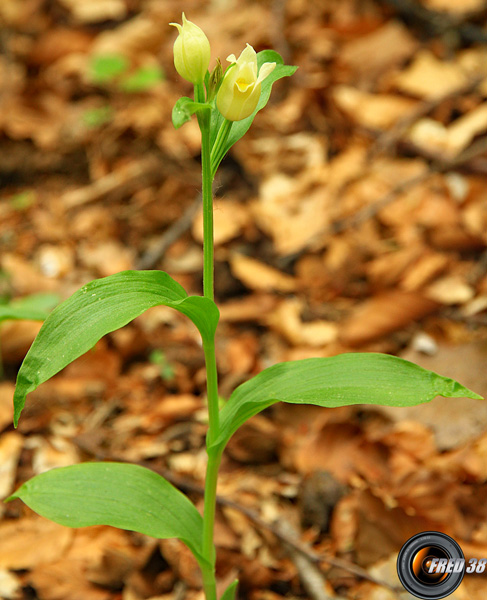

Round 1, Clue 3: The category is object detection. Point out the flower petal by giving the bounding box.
[256,62,276,85]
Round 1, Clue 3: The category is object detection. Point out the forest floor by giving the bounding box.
[1,0,487,598]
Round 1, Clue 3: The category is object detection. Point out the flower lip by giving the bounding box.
[216,43,276,121]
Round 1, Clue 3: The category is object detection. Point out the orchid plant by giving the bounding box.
[6,14,482,600]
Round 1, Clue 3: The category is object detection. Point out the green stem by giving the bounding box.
[201,122,214,302]
[195,81,221,600]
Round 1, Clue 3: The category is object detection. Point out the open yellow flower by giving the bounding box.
[216,44,276,121]
[170,13,210,84]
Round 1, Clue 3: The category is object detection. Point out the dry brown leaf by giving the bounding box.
[408,103,487,158]
[78,241,134,276]
[445,102,487,156]
[193,200,250,246]
[219,295,278,323]
[91,15,165,56]
[226,416,279,464]
[0,383,14,431]
[339,291,439,346]
[423,0,486,13]
[426,275,474,304]
[224,333,258,375]
[1,254,59,294]
[0,97,65,149]
[252,170,331,255]
[29,558,112,600]
[36,244,75,278]
[339,20,417,77]
[139,394,202,431]
[393,49,469,98]
[463,198,487,241]
[0,568,21,600]
[290,422,365,480]
[367,246,423,287]
[354,490,435,566]
[0,320,43,362]
[236,133,327,178]
[58,0,126,23]
[213,508,240,550]
[0,432,23,501]
[29,28,93,65]
[333,86,418,129]
[159,539,202,588]
[400,252,449,291]
[267,298,338,347]
[229,254,296,293]
[30,436,80,474]
[0,518,74,570]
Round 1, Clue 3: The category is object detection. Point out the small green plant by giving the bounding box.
[89,53,165,92]
[6,14,483,600]
[84,54,165,128]
[9,190,36,211]
[83,105,114,128]
[149,348,175,381]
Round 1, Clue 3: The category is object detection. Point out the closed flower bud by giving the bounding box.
[216,44,276,121]
[170,13,211,84]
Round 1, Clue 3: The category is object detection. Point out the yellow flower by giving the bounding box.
[216,44,276,121]
[170,13,210,84]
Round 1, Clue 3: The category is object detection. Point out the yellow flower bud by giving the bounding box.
[216,44,276,121]
[170,13,211,84]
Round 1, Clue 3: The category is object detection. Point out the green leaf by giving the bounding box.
[90,54,129,84]
[172,97,211,129]
[6,462,206,566]
[210,50,297,176]
[0,293,59,323]
[120,65,165,93]
[211,353,483,453]
[220,580,239,600]
[13,270,219,426]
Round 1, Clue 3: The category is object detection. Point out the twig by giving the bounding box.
[61,155,200,209]
[62,157,161,208]
[379,0,487,43]
[367,75,485,162]
[331,135,487,235]
[274,520,335,600]
[136,195,201,270]
[72,435,402,594]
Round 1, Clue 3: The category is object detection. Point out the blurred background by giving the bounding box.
[1,0,487,598]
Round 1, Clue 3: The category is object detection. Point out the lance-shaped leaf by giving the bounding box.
[6,462,206,567]
[210,50,297,176]
[0,293,59,323]
[13,270,219,426]
[172,97,211,129]
[211,353,483,454]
